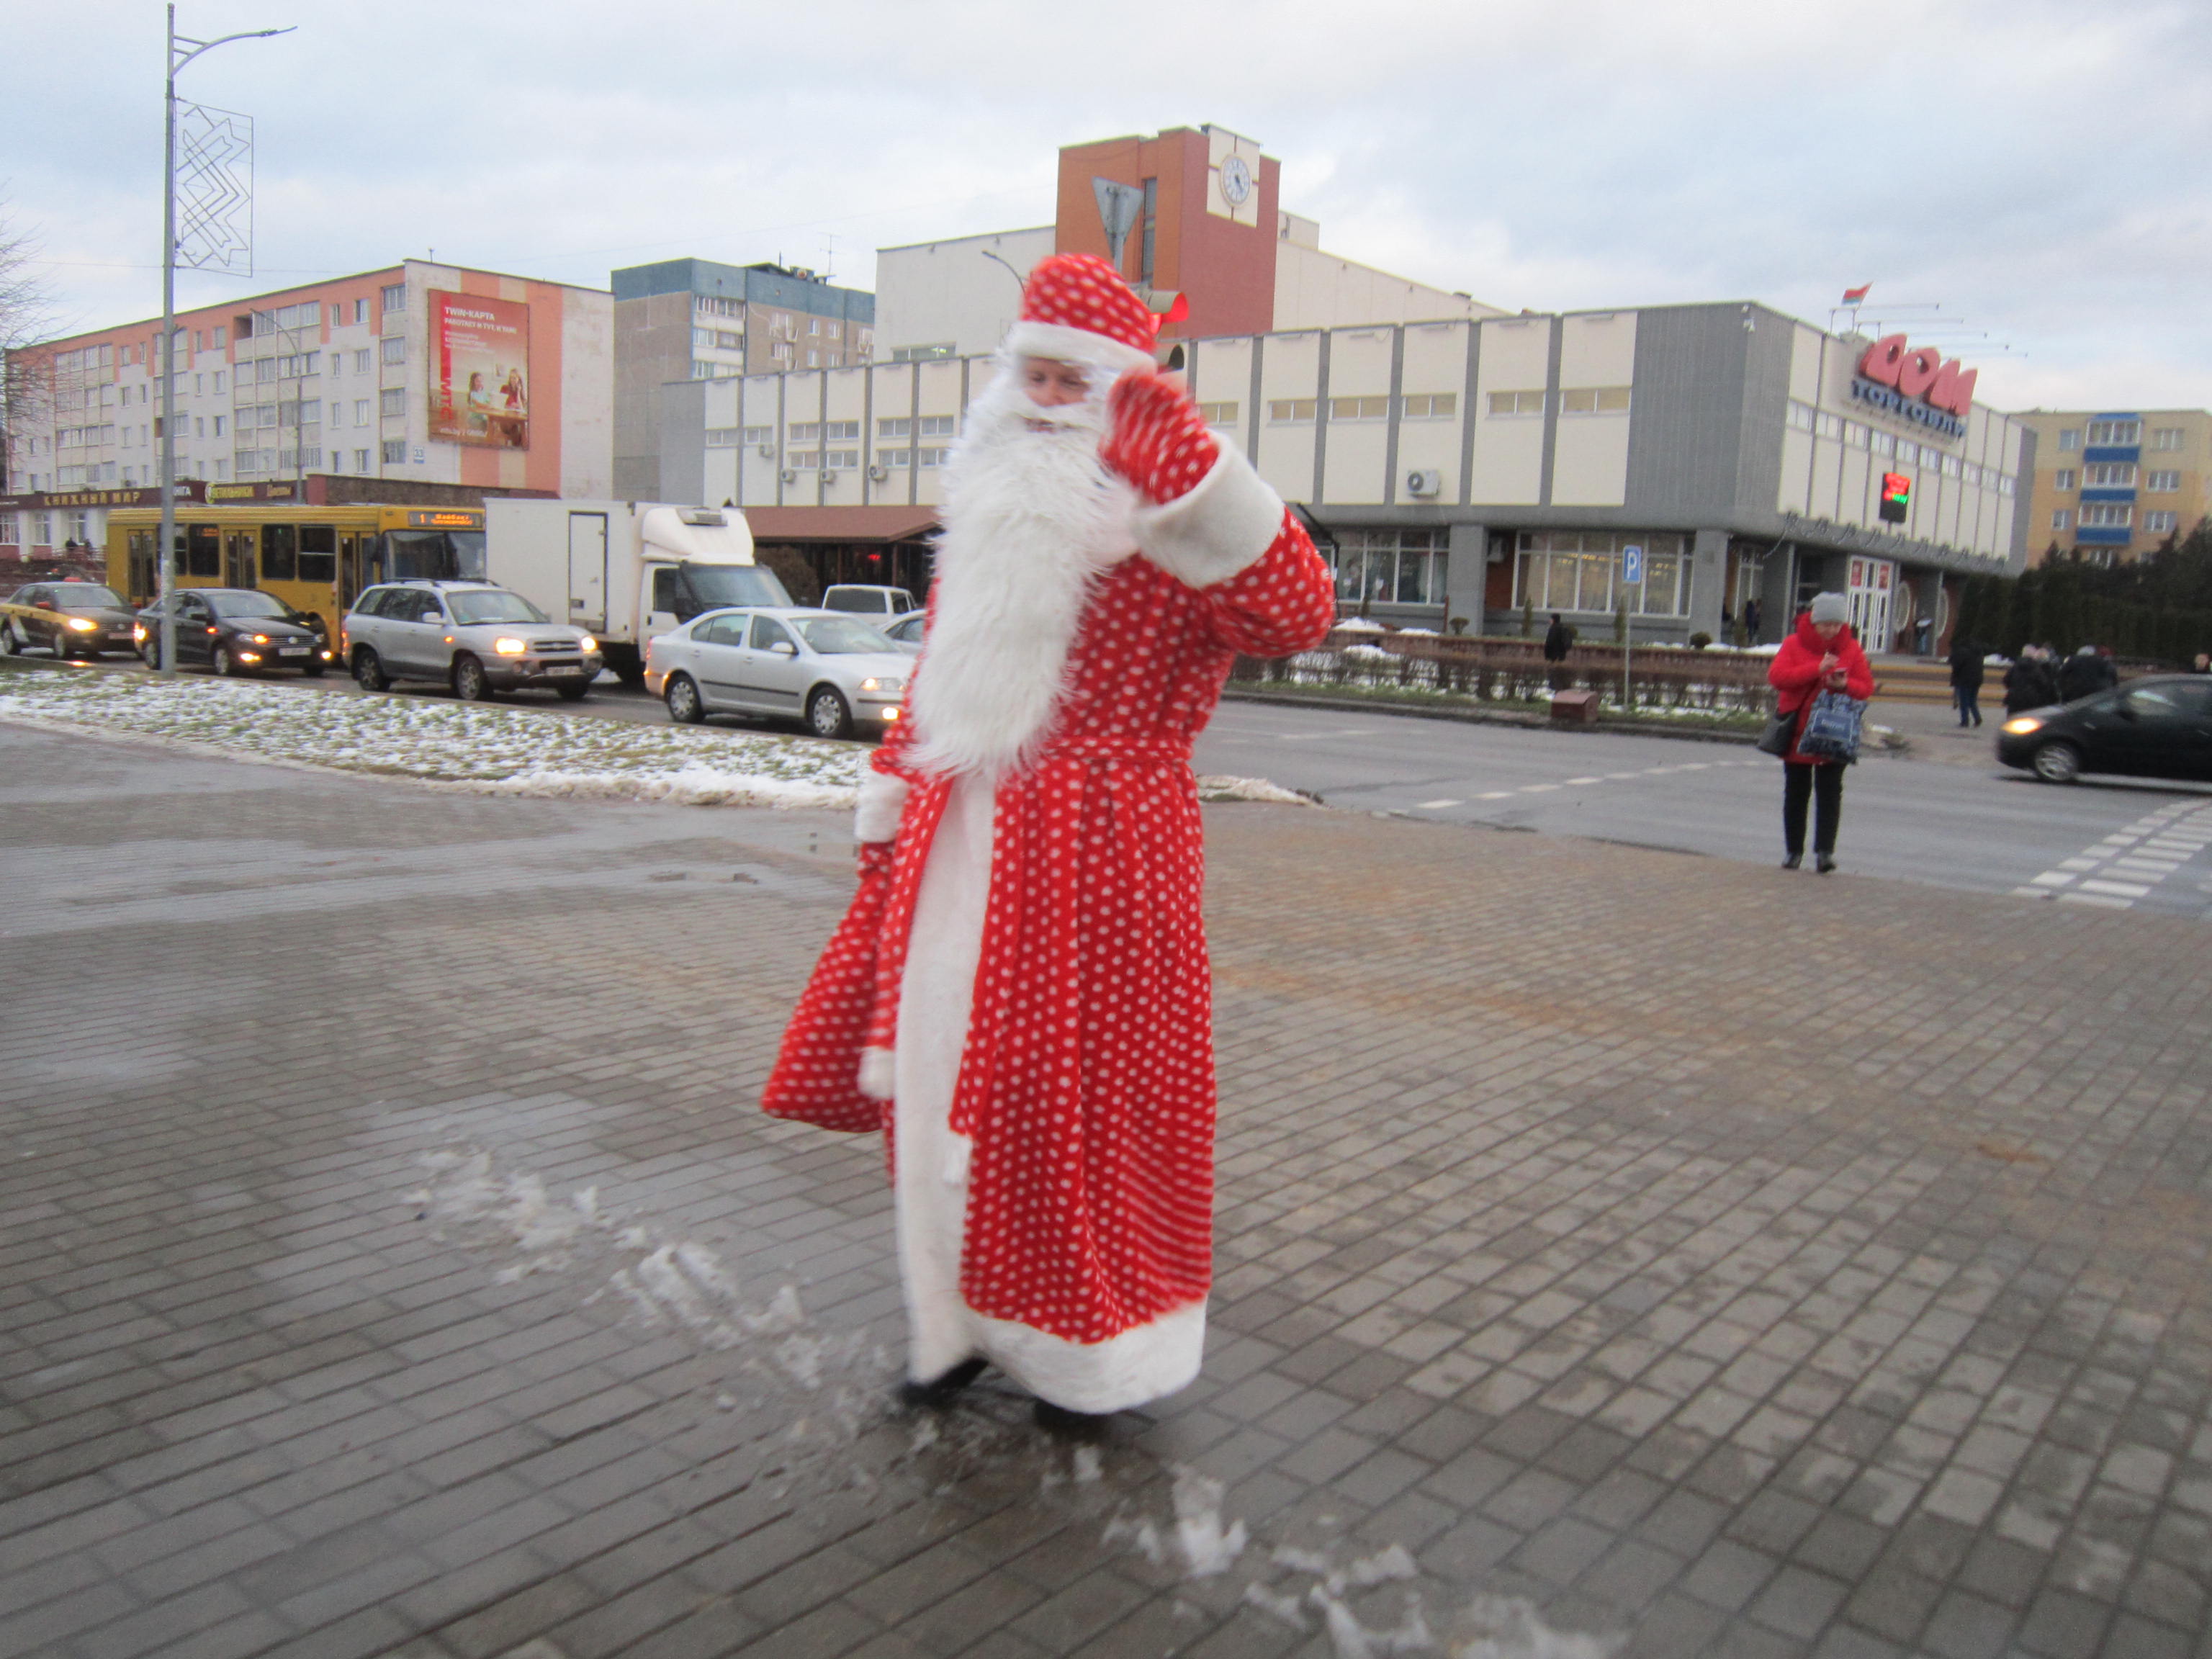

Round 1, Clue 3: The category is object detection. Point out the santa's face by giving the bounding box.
[1020,356,1092,408]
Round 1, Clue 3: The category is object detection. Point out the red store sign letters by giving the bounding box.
[1856,335,1977,418]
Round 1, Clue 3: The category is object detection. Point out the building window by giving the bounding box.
[771,342,793,362]
[1398,394,1456,419]
[382,439,407,464]
[696,295,742,318]
[787,451,819,469]
[379,389,406,418]
[1815,411,1845,440]
[716,331,742,351]
[692,328,717,350]
[2084,462,2136,486]
[891,344,954,362]
[2051,510,2071,531]
[807,318,822,336]
[2149,427,2185,451]
[2054,469,2076,490]
[211,325,225,348]
[878,417,911,439]
[1513,531,1692,618]
[1843,421,1869,449]
[354,350,370,374]
[2145,511,2180,534]
[1197,402,1239,427]
[824,448,860,468]
[788,423,821,441]
[2146,470,2180,492]
[706,428,739,447]
[879,448,911,468]
[914,447,949,468]
[1559,387,1631,415]
[1268,399,1316,424]
[2087,419,2141,446]
[381,337,405,366]
[1487,390,1546,417]
[354,449,369,472]
[823,421,860,441]
[742,426,773,445]
[805,351,819,367]
[1786,400,1817,433]
[1326,529,1449,608]
[1328,397,1390,422]
[381,283,406,313]
[2079,504,2133,528]
[2056,428,2081,451]
[1869,429,1896,457]
[919,415,955,438]
[354,299,368,324]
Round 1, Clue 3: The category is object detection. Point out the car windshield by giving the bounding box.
[53,584,124,608]
[685,564,791,609]
[208,591,292,619]
[796,616,896,655]
[447,590,548,625]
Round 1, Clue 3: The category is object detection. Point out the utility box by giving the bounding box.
[1550,690,1601,724]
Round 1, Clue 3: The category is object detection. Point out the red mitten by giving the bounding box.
[1102,372,1220,505]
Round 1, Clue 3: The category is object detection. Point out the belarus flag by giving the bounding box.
[1842,283,1872,305]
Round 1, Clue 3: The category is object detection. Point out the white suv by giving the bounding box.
[820,584,917,619]
[343,580,603,701]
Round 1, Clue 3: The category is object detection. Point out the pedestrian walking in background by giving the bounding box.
[2058,645,2115,703]
[1542,611,1573,689]
[2193,652,2211,675]
[1743,597,1761,642]
[2003,647,2059,715]
[1948,634,1986,727]
[763,253,1336,1434]
[1768,592,1874,873]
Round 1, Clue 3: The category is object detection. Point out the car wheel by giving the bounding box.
[212,644,243,678]
[665,673,704,724]
[554,682,590,702]
[452,655,491,702]
[806,685,853,740]
[141,640,160,670]
[352,647,390,692]
[2032,742,2082,784]
[1,622,22,656]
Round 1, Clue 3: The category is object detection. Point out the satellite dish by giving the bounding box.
[1092,178,1144,268]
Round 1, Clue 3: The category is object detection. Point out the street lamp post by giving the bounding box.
[156,4,291,675]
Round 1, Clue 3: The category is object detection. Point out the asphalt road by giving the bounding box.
[37,648,2212,919]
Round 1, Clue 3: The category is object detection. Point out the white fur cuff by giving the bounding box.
[858,1046,896,1100]
[855,770,910,845]
[1004,320,1156,381]
[1130,446,1287,590]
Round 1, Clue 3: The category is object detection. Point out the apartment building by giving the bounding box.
[2013,409,2211,564]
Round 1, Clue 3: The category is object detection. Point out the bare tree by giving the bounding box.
[0,194,58,493]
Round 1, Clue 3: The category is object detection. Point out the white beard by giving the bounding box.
[905,361,1138,778]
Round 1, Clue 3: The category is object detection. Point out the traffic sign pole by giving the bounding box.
[1619,545,1643,711]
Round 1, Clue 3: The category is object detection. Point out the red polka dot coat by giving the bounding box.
[763,511,1335,1344]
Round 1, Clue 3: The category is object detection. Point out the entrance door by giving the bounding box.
[1847,557,1894,651]
[567,513,608,630]
[225,531,258,590]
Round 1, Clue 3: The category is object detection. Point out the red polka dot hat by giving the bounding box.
[1004,253,1168,379]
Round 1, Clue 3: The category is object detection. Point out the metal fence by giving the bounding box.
[1231,631,1779,715]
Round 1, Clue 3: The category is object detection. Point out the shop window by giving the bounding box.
[1326,529,1448,608]
[1512,531,1691,618]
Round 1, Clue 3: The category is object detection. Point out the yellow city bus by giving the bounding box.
[106,504,486,648]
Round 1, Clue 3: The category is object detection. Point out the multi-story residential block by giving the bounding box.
[611,260,875,498]
[2013,409,2212,564]
[3,258,611,557]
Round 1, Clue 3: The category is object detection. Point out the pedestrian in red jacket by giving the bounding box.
[1768,593,1874,872]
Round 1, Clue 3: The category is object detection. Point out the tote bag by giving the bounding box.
[1797,691,1868,763]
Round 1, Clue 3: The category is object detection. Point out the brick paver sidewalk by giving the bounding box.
[3,721,2209,1659]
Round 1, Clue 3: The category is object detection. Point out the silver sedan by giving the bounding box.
[644,607,909,739]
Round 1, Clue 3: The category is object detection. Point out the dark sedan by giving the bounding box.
[1,581,141,660]
[1997,675,2212,784]
[136,588,331,678]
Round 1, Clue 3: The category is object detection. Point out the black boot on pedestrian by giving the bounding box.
[1781,853,1802,870]
[1815,853,1837,874]
[1033,1399,1111,1438]
[898,1357,987,1410]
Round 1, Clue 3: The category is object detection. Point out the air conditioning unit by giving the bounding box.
[820,470,838,485]
[1405,469,1443,498]
[868,464,888,482]
[779,468,796,483]
[757,444,776,458]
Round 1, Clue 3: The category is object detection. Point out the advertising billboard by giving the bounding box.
[428,291,530,449]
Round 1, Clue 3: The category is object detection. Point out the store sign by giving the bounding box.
[207,481,300,502]
[428,291,531,451]
[0,484,202,511]
[1850,334,1975,439]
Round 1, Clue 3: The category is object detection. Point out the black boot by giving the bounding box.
[1815,853,1837,874]
[1781,853,1802,870]
[898,1357,986,1409]
[1033,1398,1111,1437]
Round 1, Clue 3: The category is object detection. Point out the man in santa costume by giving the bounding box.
[763,253,1336,1429]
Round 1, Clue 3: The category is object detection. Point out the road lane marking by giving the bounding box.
[1274,728,1380,741]
[2014,800,2212,909]
[2079,879,2152,898]
[1416,799,1463,810]
[1561,777,1601,786]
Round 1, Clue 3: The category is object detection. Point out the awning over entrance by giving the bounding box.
[740,507,939,543]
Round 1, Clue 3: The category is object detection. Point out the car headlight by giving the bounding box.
[132,623,147,642]
[66,616,97,632]
[859,676,904,693]
[493,637,529,657]
[2002,716,2044,736]
[577,635,598,654]
[251,634,271,644]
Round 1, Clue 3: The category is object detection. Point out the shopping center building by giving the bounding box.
[3,258,611,559]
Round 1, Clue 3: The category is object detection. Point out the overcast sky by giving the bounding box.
[10,0,2208,413]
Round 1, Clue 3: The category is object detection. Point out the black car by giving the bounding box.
[136,588,331,678]
[1,580,141,660]
[1997,675,2212,784]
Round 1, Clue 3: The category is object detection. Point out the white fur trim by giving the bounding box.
[855,770,909,845]
[1131,444,1287,590]
[858,1046,896,1101]
[891,775,1203,1412]
[1004,320,1155,381]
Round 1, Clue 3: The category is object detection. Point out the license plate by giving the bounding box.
[547,665,583,677]
[279,647,310,657]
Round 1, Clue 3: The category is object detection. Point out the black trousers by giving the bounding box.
[1782,762,1844,857]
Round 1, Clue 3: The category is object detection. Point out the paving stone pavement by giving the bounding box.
[4,718,2211,1659]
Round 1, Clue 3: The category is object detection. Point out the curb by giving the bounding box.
[1220,685,1764,747]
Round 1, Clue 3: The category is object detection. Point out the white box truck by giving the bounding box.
[482,500,791,685]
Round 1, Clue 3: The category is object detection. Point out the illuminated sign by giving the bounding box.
[1850,334,1976,439]
[1879,471,1911,524]
[406,511,482,528]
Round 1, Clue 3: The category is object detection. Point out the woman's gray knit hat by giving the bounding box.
[1809,593,1849,624]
